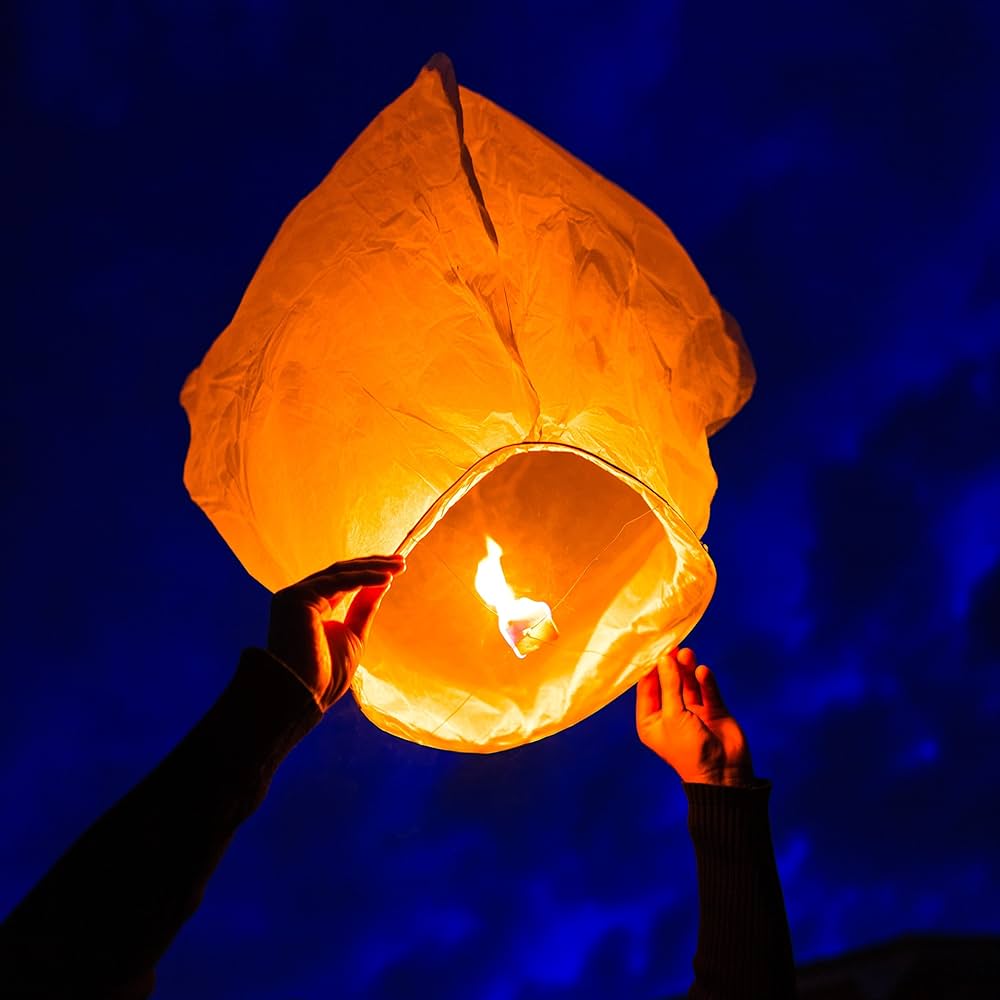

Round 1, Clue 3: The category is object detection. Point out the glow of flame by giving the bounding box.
[474,536,558,658]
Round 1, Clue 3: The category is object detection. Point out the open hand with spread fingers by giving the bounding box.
[636,647,754,787]
[267,554,406,710]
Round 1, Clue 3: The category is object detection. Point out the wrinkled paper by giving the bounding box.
[181,54,754,752]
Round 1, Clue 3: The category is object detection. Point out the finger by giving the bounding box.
[655,650,685,718]
[291,569,395,600]
[677,647,702,707]
[301,555,406,582]
[635,667,662,726]
[344,582,392,644]
[695,664,727,713]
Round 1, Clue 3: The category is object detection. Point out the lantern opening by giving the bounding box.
[353,444,713,752]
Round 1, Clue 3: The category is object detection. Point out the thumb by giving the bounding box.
[344,582,392,644]
[635,667,662,728]
[695,664,727,714]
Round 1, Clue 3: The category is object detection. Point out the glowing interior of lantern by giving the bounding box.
[474,536,558,658]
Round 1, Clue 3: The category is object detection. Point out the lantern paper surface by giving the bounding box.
[181,54,754,753]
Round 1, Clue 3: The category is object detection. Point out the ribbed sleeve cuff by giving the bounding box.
[683,779,774,856]
[683,779,796,999]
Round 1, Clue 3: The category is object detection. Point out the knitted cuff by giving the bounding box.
[683,779,774,858]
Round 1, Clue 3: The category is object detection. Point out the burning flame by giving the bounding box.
[474,536,559,657]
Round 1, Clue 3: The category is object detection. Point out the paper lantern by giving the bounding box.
[181,54,754,753]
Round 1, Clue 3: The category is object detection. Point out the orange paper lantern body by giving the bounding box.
[181,56,754,752]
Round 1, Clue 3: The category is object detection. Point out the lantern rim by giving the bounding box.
[393,440,704,562]
[352,440,716,752]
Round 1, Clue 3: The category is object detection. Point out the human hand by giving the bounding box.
[267,554,406,710]
[635,647,754,786]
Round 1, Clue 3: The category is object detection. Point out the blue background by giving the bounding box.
[4,2,998,997]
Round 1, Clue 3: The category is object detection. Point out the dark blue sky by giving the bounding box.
[4,2,999,997]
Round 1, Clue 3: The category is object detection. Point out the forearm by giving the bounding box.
[0,648,321,1000]
[684,781,796,1000]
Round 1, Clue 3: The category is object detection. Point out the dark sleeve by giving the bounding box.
[0,648,322,1000]
[684,780,796,1000]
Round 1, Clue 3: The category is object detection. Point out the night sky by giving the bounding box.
[4,2,999,998]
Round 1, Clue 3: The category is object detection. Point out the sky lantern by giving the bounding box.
[181,54,754,753]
